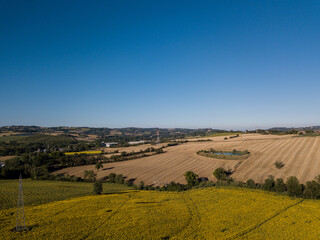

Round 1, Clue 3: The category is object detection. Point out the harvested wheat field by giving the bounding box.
[53,134,320,185]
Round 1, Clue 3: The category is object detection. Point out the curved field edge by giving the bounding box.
[1,187,320,240]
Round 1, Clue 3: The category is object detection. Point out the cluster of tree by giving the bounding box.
[130,167,320,200]
[107,173,128,184]
[29,165,320,201]
[163,139,212,147]
[250,129,300,135]
[212,167,320,199]
[0,145,167,179]
[245,175,301,197]
[0,141,44,156]
[0,138,94,156]
[0,151,105,179]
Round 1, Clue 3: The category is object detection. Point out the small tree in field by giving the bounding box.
[95,161,103,171]
[93,181,103,194]
[274,161,284,169]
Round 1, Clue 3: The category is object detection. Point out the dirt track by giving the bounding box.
[53,134,320,185]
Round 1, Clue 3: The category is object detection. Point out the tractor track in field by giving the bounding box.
[168,192,202,239]
[53,199,88,216]
[80,194,132,240]
[226,199,304,240]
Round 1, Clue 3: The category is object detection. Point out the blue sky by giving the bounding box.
[1,0,320,130]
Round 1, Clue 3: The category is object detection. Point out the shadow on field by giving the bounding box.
[102,167,114,170]
[55,173,67,177]
[102,191,138,196]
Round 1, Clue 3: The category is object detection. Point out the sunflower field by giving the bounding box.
[1,186,320,239]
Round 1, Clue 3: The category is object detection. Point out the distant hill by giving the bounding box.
[0,125,240,141]
[268,126,320,132]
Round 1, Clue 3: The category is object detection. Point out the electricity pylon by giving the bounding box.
[16,174,26,231]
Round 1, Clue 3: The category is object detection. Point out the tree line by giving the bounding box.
[91,168,320,199]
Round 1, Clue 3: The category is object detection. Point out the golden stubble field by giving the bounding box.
[53,134,320,185]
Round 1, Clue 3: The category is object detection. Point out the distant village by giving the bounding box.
[101,140,146,148]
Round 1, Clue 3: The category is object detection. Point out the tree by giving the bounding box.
[95,161,103,171]
[275,178,286,192]
[304,180,320,199]
[166,181,185,191]
[286,176,302,197]
[262,175,275,191]
[246,179,256,188]
[93,181,103,194]
[83,170,96,182]
[108,173,116,183]
[115,174,124,184]
[125,179,133,187]
[213,168,227,181]
[138,181,145,190]
[274,161,284,169]
[184,171,199,187]
[121,151,127,157]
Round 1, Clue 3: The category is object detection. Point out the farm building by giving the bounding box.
[101,142,118,147]
[128,140,145,145]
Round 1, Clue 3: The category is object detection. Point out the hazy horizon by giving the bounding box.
[1,123,319,131]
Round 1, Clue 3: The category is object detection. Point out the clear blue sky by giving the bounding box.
[1,0,320,130]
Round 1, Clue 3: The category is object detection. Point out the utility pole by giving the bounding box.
[16,174,26,232]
